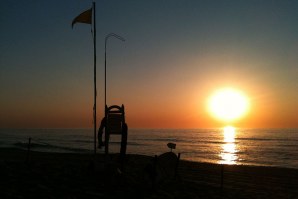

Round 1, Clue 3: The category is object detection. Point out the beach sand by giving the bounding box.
[0,148,297,198]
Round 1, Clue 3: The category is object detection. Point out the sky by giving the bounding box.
[1,0,297,128]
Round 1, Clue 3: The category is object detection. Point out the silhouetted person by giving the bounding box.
[97,117,106,148]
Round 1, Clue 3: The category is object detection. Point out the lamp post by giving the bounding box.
[104,33,125,107]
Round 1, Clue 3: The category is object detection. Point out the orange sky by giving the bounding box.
[1,1,298,129]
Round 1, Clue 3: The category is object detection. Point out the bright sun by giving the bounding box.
[208,88,249,122]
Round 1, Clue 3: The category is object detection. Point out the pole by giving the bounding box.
[221,164,224,189]
[104,36,107,108]
[104,33,125,108]
[93,2,96,156]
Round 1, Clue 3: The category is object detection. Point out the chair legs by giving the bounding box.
[104,123,128,159]
[105,133,110,155]
[104,124,128,171]
[120,123,128,158]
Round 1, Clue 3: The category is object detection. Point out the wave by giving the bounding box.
[13,142,91,153]
[127,141,144,146]
[135,138,230,145]
[110,141,151,146]
[13,140,145,150]
[236,138,298,142]
[135,138,178,142]
[73,140,93,144]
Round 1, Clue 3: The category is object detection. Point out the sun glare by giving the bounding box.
[220,126,238,165]
[208,88,249,122]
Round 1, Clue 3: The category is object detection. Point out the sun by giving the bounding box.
[208,88,249,122]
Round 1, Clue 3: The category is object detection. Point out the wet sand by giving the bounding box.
[0,148,297,198]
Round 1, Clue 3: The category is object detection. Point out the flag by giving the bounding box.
[72,8,92,28]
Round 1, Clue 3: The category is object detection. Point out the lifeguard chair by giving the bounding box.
[104,104,128,159]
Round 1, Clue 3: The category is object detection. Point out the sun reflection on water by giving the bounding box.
[219,126,238,165]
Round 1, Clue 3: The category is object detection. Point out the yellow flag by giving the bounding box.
[72,8,92,28]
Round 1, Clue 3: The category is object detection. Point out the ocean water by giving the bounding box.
[0,128,297,169]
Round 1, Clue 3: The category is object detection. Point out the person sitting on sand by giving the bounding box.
[97,117,106,148]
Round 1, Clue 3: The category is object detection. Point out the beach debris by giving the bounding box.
[167,143,176,152]
[146,151,181,188]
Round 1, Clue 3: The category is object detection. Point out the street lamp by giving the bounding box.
[104,33,125,107]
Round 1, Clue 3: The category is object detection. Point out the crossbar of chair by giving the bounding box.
[108,110,121,113]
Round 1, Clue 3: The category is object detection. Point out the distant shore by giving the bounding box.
[0,148,297,198]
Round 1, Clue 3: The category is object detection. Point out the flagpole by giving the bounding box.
[93,2,97,156]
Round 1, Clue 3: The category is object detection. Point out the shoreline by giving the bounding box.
[5,145,298,170]
[1,148,297,198]
[1,128,297,169]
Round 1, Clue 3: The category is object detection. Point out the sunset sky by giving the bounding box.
[1,0,297,128]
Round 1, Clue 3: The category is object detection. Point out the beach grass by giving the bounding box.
[0,148,297,198]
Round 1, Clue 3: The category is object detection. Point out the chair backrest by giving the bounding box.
[105,105,125,135]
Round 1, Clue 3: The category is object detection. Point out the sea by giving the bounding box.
[0,128,297,169]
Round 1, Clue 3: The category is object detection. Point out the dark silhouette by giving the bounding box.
[167,142,176,152]
[104,105,127,156]
[97,117,106,148]
[98,104,128,169]
[145,143,181,189]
